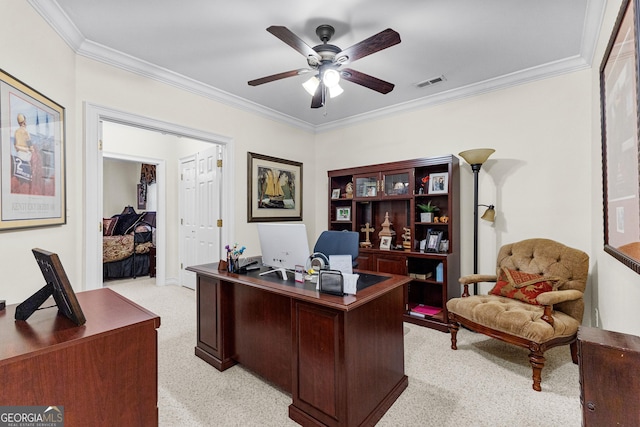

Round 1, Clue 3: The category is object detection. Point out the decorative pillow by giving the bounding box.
[489,268,559,305]
[103,217,118,236]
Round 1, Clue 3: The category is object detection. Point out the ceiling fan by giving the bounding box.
[248,24,401,108]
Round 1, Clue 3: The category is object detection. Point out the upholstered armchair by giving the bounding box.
[447,238,589,391]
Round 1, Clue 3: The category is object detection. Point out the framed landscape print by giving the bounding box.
[0,69,66,230]
[600,0,640,274]
[247,152,302,222]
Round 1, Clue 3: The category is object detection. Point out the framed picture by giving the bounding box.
[600,0,640,274]
[336,206,351,221]
[428,172,448,194]
[137,184,147,210]
[380,236,392,250]
[331,188,340,199]
[247,152,302,222]
[426,230,443,252]
[0,69,66,230]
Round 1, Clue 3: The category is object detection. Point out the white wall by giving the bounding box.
[0,1,79,304]
[314,70,592,286]
[103,158,140,215]
[589,0,640,336]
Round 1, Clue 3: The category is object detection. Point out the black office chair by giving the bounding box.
[313,230,360,268]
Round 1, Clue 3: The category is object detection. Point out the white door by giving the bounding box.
[179,144,222,289]
[180,156,198,289]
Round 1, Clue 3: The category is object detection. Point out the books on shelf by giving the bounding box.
[409,303,442,317]
[409,272,432,280]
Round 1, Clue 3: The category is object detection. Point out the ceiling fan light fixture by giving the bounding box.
[329,84,344,98]
[302,76,320,96]
[323,69,340,88]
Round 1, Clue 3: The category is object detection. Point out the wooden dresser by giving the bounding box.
[578,326,640,426]
[0,288,160,427]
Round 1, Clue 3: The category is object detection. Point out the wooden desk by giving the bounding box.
[187,264,410,427]
[0,288,160,427]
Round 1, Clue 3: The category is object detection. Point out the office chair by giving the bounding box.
[313,230,360,268]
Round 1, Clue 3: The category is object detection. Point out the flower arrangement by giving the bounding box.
[225,243,246,272]
[417,201,440,212]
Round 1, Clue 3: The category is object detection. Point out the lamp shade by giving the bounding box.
[481,205,495,222]
[302,76,320,96]
[323,69,340,88]
[329,84,343,98]
[459,148,495,165]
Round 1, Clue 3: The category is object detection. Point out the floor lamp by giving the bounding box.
[459,148,495,295]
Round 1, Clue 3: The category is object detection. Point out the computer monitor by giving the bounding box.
[257,223,311,279]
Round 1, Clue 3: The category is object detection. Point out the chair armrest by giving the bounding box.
[536,289,583,306]
[458,274,497,297]
[459,274,497,285]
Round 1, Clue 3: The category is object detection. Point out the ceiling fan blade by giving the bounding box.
[335,28,401,64]
[267,26,321,61]
[311,82,325,108]
[248,69,308,86]
[341,68,395,94]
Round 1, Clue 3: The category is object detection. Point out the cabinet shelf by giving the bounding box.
[328,155,460,332]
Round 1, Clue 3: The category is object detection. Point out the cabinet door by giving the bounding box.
[579,328,640,427]
[374,253,406,275]
[356,252,374,271]
[197,276,220,356]
[354,173,380,198]
[382,170,412,197]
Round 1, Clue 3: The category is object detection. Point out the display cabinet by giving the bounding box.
[328,155,460,331]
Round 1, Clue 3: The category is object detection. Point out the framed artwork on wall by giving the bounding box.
[247,152,302,222]
[137,184,146,210]
[600,0,640,274]
[0,69,66,230]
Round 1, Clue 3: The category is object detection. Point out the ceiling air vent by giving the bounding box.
[415,75,446,88]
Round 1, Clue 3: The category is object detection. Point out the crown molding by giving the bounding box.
[29,0,605,134]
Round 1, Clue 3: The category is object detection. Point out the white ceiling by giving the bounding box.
[29,0,605,131]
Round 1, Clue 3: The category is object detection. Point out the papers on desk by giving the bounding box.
[329,255,358,295]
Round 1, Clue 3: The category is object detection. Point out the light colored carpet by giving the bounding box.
[107,278,581,427]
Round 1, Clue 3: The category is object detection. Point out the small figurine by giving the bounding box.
[379,212,396,239]
[360,223,375,248]
[345,182,354,199]
[439,215,449,224]
[402,227,411,251]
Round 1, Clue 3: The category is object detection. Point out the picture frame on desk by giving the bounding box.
[600,0,640,275]
[0,69,66,230]
[247,152,302,222]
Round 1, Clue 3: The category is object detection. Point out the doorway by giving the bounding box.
[83,103,234,291]
[103,154,161,285]
[179,144,222,289]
